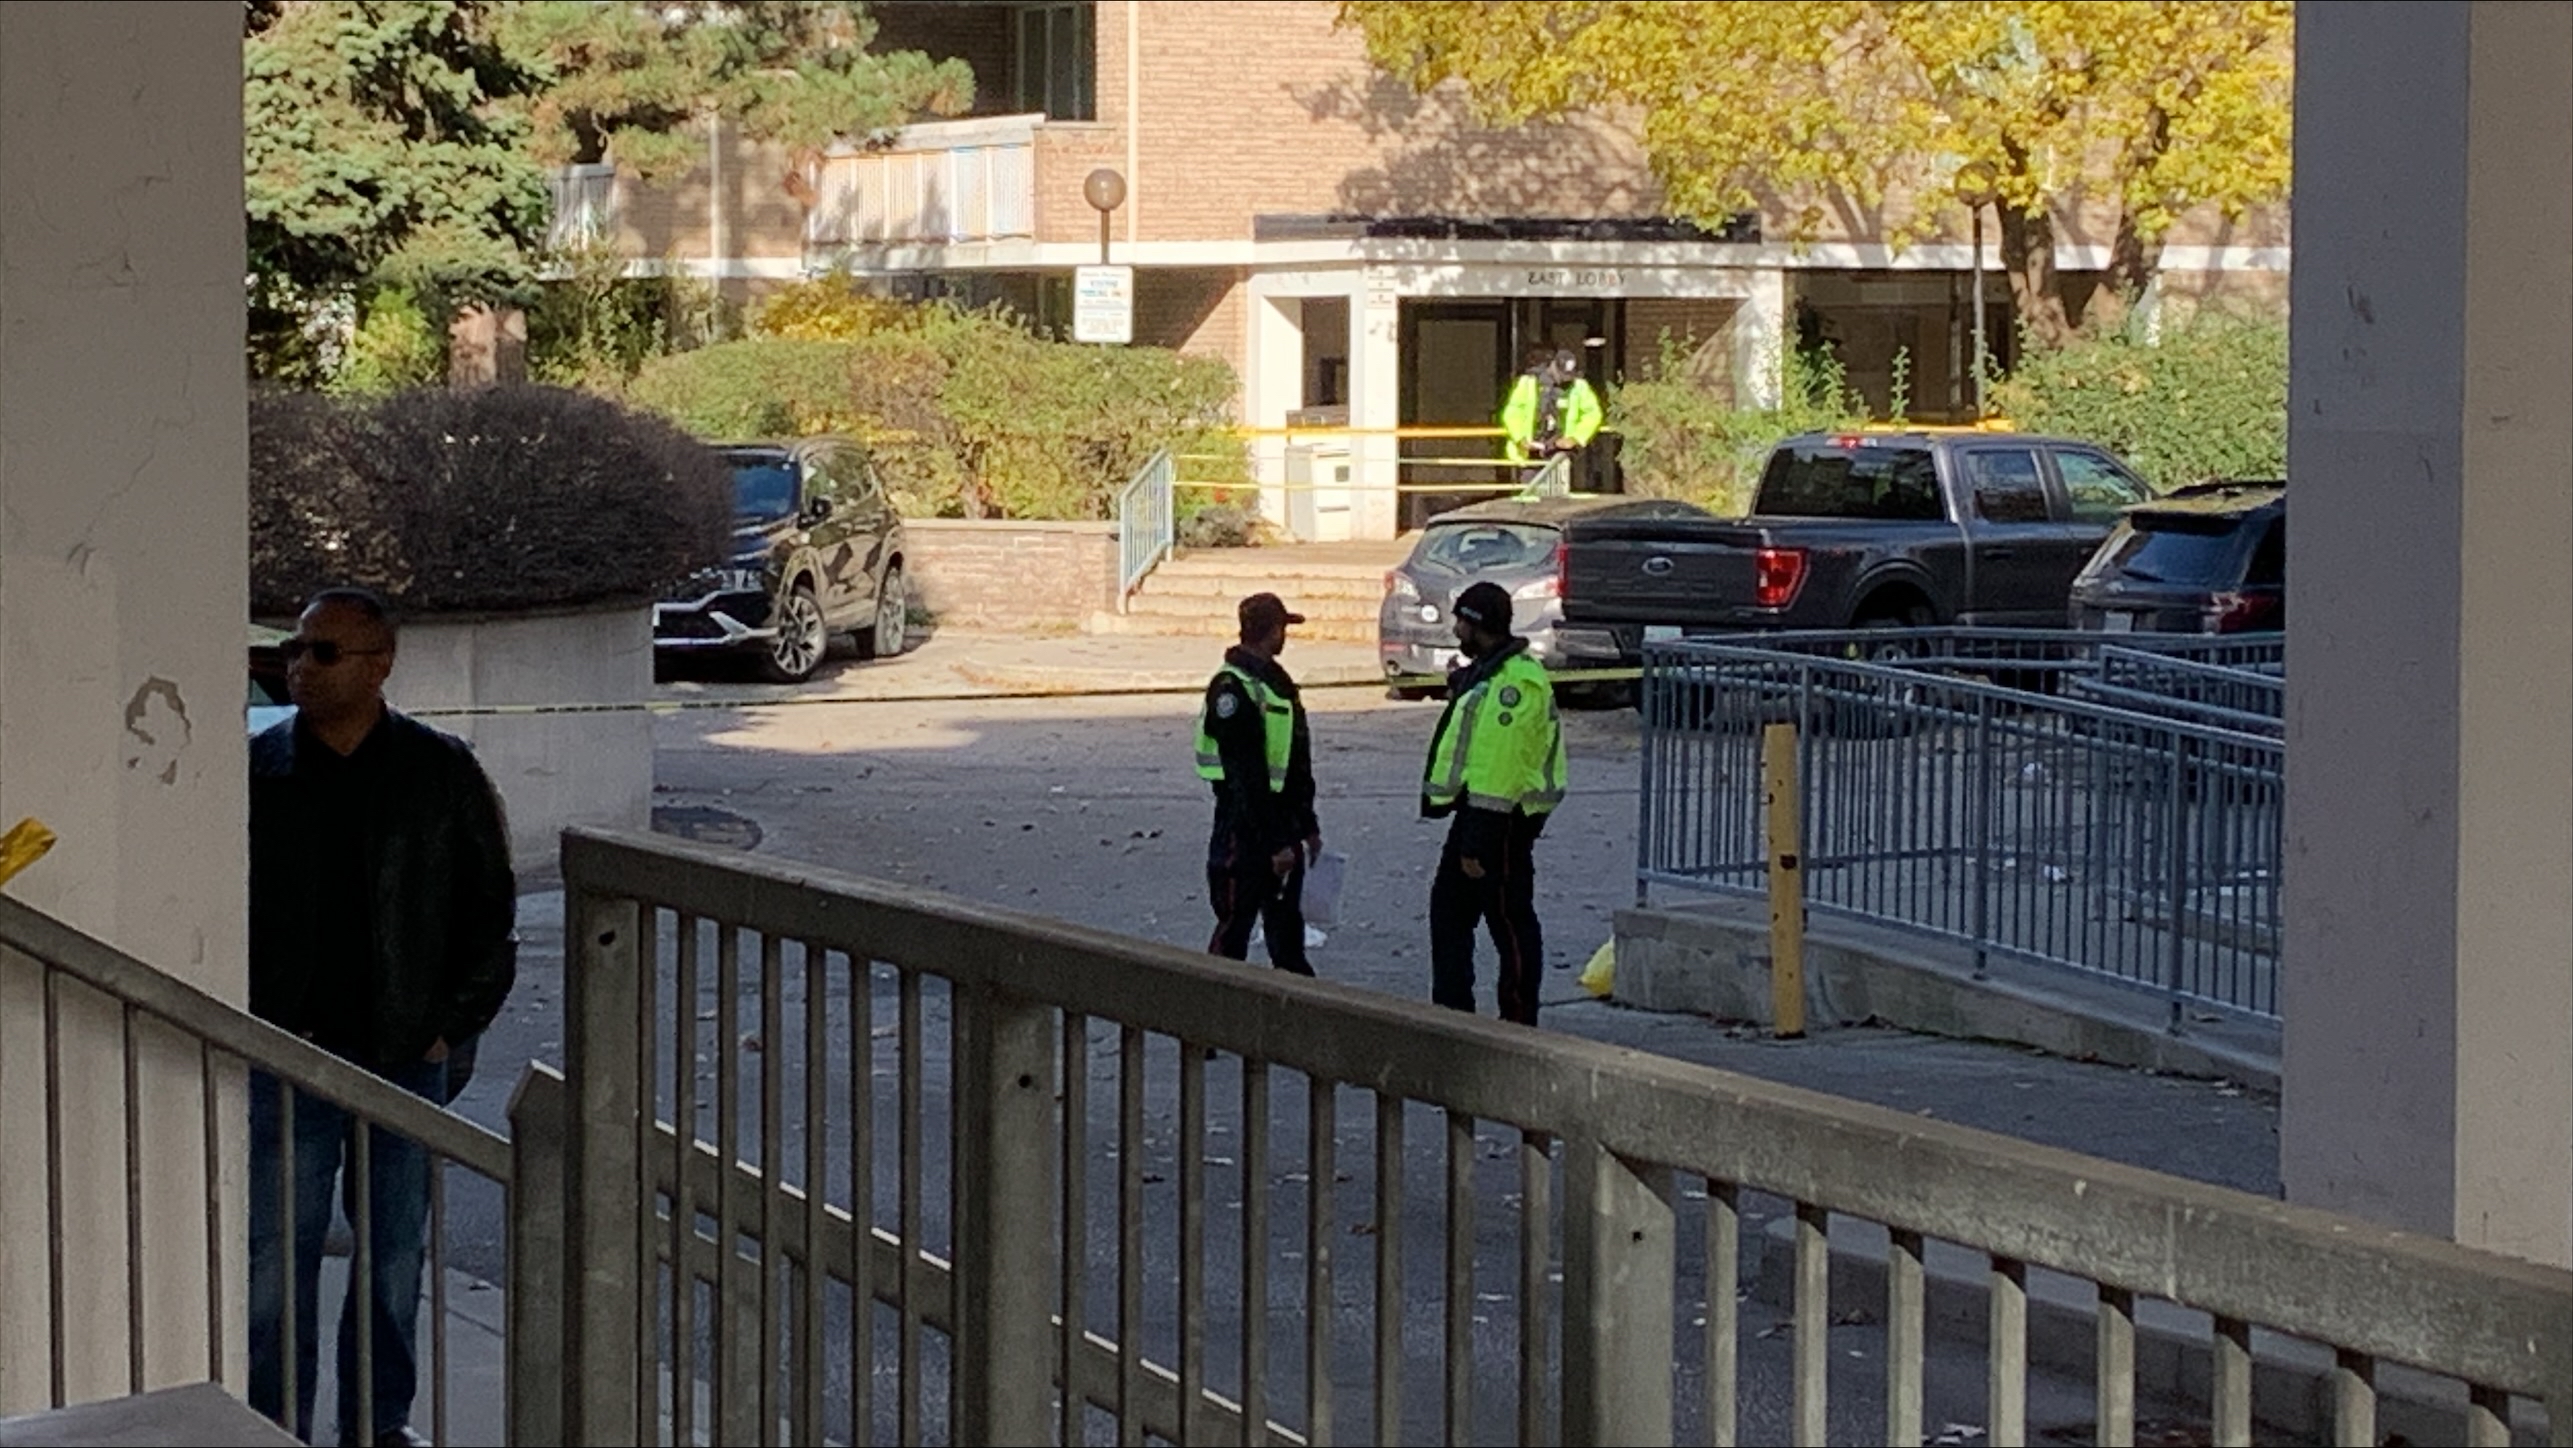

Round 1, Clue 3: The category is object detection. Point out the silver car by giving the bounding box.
[1378,495,1711,702]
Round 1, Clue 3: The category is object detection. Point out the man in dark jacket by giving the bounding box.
[1193,593,1321,974]
[247,587,517,1447]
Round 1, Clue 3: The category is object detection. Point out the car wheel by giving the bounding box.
[1830,608,1933,738]
[859,564,907,661]
[760,584,827,684]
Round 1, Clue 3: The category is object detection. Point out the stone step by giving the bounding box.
[1086,610,1380,643]
[1126,591,1381,622]
[1138,569,1392,601]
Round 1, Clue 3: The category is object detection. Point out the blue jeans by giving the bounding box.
[247,1055,450,1444]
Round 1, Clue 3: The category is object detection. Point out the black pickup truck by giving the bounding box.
[1560,430,2157,649]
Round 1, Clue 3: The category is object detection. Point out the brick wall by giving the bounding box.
[902,519,1121,628]
[1132,268,1247,361]
[1625,297,1745,401]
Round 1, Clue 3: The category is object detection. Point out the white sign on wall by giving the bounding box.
[1073,264,1134,345]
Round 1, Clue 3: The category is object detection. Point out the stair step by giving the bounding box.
[1126,592,1380,622]
[1139,571,1390,601]
[1086,611,1379,642]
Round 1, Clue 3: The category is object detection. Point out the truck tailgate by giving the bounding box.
[1561,519,1768,626]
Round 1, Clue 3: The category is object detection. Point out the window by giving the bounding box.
[1753,445,1942,521]
[1417,522,1558,573]
[2055,449,2152,522]
[1015,3,1095,121]
[1966,448,2051,524]
[2245,518,2285,587]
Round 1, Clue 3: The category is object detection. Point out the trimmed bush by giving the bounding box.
[626,299,1240,521]
[250,384,733,617]
[1991,318,2287,491]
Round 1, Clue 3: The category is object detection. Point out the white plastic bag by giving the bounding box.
[1301,849,1349,928]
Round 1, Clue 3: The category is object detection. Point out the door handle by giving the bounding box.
[1985,547,2018,560]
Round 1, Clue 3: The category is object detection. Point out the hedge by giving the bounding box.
[626,298,1241,521]
[250,384,734,617]
[1991,318,2288,491]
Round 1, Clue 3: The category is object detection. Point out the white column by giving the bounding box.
[1732,267,1789,409]
[0,0,249,1407]
[1245,294,1307,530]
[1347,270,1403,540]
[2282,0,2573,1267]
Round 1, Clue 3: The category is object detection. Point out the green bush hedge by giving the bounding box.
[1612,347,1870,515]
[250,384,733,617]
[1992,318,2287,491]
[626,300,1240,521]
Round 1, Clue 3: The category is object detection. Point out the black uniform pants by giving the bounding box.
[1208,833,1313,976]
[1430,810,1545,1025]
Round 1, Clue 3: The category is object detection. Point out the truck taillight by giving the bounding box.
[2205,591,2279,633]
[1753,547,1809,609]
[1555,539,1569,600]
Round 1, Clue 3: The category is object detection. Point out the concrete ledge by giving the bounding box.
[1751,1213,2550,1445]
[1614,897,2281,1090]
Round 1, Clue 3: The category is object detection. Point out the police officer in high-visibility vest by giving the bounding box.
[1420,580,1567,1025]
[1196,593,1321,975]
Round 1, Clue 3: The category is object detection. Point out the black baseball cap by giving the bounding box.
[1238,592,1305,635]
[1453,580,1513,632]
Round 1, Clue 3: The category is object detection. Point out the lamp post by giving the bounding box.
[1954,160,1999,419]
[1083,167,1125,266]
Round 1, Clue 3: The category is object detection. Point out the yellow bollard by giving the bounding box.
[0,817,59,889]
[1762,724,1806,1039]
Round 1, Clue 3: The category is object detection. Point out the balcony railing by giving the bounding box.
[804,114,1041,252]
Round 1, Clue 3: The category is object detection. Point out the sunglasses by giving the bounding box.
[279,638,388,667]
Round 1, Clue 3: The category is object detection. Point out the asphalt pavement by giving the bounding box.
[415,629,2277,1445]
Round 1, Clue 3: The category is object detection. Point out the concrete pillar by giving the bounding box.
[1347,270,1402,540]
[1246,295,1306,531]
[1733,268,1789,410]
[0,0,249,1408]
[2282,0,2573,1267]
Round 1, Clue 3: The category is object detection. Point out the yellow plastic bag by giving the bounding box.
[0,817,58,889]
[1578,939,1615,999]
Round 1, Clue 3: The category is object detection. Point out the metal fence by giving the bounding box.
[1637,631,2288,1024]
[558,826,2570,1447]
[1114,448,1176,609]
[0,894,565,1447]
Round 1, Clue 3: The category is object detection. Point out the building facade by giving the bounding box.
[565,0,2291,533]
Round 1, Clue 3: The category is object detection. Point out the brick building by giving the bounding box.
[562,0,2289,535]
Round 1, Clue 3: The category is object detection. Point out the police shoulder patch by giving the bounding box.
[1499,684,1523,708]
[1215,692,1240,719]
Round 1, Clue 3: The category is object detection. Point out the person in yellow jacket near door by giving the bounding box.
[1420,580,1567,1024]
[1195,593,1321,975]
[1499,347,1605,478]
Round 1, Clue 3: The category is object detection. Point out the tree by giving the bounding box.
[1339,1,2293,346]
[245,1,553,380]
[245,1,975,382]
[494,3,974,179]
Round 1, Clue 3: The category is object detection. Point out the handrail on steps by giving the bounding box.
[1113,448,1176,612]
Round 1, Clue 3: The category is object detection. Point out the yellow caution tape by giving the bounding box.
[0,817,59,889]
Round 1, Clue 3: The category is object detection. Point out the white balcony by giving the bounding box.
[804,113,1041,251]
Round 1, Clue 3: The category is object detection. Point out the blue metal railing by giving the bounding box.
[1112,449,1176,611]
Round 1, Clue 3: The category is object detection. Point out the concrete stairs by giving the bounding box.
[1088,541,1410,642]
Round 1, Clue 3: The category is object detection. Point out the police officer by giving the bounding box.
[1420,580,1567,1024]
[1196,592,1321,975]
[1499,346,1605,480]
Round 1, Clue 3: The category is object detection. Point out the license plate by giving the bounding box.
[2100,612,2134,634]
[1643,625,1683,643]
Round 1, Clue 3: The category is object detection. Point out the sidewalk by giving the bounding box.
[654,625,1390,705]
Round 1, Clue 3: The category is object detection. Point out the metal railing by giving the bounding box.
[1114,448,1177,608]
[0,894,568,1447]
[559,826,2571,1446]
[1638,631,2288,1023]
[804,115,1039,252]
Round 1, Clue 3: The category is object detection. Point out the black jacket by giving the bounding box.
[250,709,518,1072]
[1204,646,1319,858]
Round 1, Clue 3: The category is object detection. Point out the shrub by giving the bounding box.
[527,242,730,391]
[1991,318,2287,491]
[250,384,734,617]
[329,287,450,397]
[626,299,1240,521]
[1614,344,1869,514]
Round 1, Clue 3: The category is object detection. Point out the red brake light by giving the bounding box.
[2206,591,2280,633]
[1383,570,1396,595]
[1753,547,1809,609]
[1554,539,1569,600]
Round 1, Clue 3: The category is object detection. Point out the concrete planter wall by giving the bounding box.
[902,518,1120,628]
[383,604,652,876]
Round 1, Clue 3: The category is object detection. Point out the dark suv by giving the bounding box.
[2070,481,2284,635]
[654,438,908,682]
